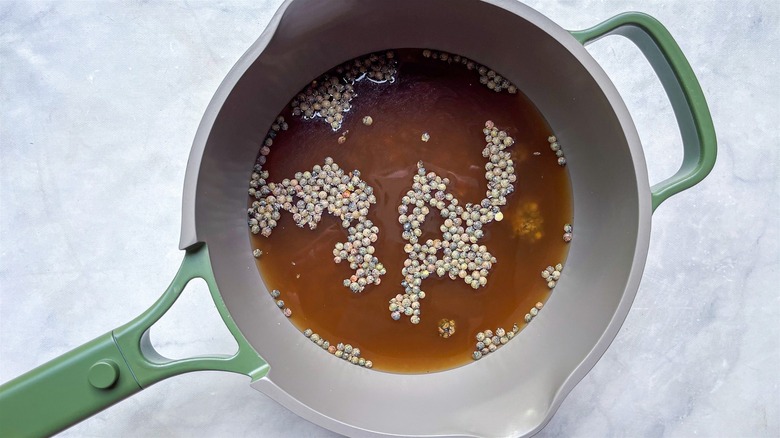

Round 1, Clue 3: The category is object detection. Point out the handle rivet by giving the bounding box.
[88,360,119,389]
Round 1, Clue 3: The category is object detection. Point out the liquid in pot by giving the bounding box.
[248,49,572,373]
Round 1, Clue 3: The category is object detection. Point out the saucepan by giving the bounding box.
[0,0,716,436]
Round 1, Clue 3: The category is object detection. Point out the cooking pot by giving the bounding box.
[0,0,716,436]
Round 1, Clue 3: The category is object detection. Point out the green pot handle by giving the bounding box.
[0,244,268,437]
[570,12,717,211]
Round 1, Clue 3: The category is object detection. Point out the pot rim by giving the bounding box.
[181,0,652,436]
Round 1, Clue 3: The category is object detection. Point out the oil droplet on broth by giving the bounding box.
[248,49,572,373]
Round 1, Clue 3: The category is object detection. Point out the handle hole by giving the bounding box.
[586,36,683,186]
[148,278,238,359]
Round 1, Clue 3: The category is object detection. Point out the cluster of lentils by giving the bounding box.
[269,289,292,318]
[422,49,518,94]
[472,325,520,360]
[247,115,288,181]
[289,51,397,131]
[548,135,567,166]
[248,128,386,291]
[563,223,573,242]
[247,116,287,236]
[523,301,545,324]
[388,121,517,323]
[541,263,564,289]
[438,318,456,338]
[303,329,373,369]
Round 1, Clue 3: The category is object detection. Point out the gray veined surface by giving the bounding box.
[1,0,777,437]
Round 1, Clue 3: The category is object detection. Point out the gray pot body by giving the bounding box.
[180,0,651,436]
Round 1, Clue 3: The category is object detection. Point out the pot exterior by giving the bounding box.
[181,0,651,436]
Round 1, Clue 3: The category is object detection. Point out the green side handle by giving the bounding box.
[570,12,717,211]
[0,244,269,437]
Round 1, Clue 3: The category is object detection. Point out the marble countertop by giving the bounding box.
[1,1,777,437]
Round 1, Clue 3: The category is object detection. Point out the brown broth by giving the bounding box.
[250,49,572,373]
